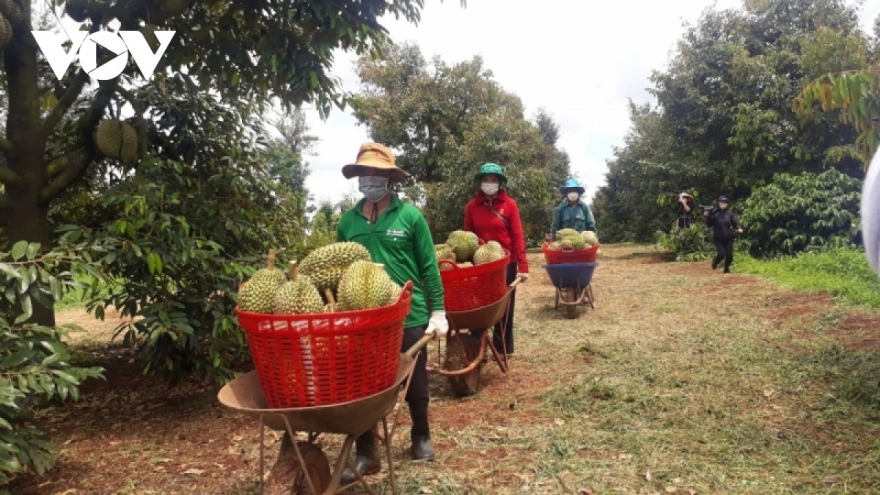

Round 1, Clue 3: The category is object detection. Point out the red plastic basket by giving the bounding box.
[235,281,413,409]
[542,242,600,264]
[438,250,510,312]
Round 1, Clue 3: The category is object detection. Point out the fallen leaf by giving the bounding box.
[666,487,677,493]
[578,489,595,495]
[688,490,697,495]
[554,418,565,426]
[418,488,433,494]
[645,469,652,482]
[183,468,205,475]
[763,389,775,397]
[673,477,683,484]
[824,475,842,484]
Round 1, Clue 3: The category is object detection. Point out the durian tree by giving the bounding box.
[0,0,445,326]
[0,0,454,483]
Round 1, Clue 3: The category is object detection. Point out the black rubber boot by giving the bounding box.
[410,400,435,461]
[341,427,381,484]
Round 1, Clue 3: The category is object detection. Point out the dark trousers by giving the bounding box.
[402,325,429,408]
[677,216,691,229]
[492,262,518,355]
[713,237,734,270]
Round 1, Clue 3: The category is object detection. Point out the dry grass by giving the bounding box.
[10,244,880,494]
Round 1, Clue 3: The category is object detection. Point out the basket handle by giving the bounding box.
[438,259,458,269]
[396,280,415,304]
[324,289,337,312]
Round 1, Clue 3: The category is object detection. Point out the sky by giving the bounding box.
[300,0,880,208]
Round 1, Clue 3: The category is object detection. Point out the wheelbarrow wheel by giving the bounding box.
[265,437,331,495]
[562,287,578,320]
[444,332,482,397]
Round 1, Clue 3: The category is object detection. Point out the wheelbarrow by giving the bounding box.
[542,262,598,319]
[437,277,522,396]
[217,333,433,495]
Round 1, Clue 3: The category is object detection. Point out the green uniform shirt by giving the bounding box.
[550,200,596,239]
[336,195,444,328]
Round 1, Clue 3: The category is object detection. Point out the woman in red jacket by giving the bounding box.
[463,162,529,355]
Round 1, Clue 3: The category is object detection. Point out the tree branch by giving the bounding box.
[43,71,91,136]
[0,0,23,27]
[0,165,25,188]
[38,149,90,205]
[114,86,148,158]
[45,149,83,178]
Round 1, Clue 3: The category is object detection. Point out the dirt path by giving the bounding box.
[10,244,880,494]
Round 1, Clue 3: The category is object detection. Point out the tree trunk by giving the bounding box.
[4,2,54,327]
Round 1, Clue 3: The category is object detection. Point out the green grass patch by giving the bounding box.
[736,248,880,309]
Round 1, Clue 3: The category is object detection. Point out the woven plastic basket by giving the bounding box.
[235,281,413,409]
[542,242,599,264]
[438,250,510,312]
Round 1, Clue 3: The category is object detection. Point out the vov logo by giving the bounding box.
[32,30,176,81]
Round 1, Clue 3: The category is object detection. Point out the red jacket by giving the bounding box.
[463,190,529,273]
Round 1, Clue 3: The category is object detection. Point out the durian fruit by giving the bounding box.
[473,241,506,265]
[458,262,473,268]
[562,235,586,250]
[549,241,562,251]
[560,239,574,251]
[95,119,139,163]
[337,261,397,311]
[582,231,599,247]
[556,228,580,239]
[382,277,402,306]
[272,261,324,315]
[238,250,287,313]
[434,245,456,262]
[446,230,479,262]
[0,14,11,49]
[298,242,371,294]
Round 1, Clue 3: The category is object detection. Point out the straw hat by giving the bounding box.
[342,143,410,180]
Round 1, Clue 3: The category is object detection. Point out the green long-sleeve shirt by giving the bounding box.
[550,200,596,240]
[336,195,444,328]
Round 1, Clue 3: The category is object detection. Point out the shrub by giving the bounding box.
[655,223,714,261]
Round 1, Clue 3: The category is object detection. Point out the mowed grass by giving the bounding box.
[385,245,880,494]
[18,243,880,494]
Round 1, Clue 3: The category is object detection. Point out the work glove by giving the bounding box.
[516,272,529,283]
[425,310,448,340]
[864,151,880,275]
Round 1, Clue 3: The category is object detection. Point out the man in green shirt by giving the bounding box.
[337,143,447,483]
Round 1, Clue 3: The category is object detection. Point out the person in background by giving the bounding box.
[463,162,528,355]
[704,195,743,274]
[547,178,596,241]
[676,192,695,229]
[336,143,448,483]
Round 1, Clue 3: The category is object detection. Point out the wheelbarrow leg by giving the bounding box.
[382,417,398,495]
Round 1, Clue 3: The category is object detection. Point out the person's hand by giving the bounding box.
[516,272,529,284]
[703,210,711,217]
[737,228,743,234]
[425,311,448,340]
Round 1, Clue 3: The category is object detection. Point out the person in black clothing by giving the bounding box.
[676,192,695,229]
[704,196,743,273]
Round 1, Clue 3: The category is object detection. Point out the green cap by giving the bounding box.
[474,162,507,185]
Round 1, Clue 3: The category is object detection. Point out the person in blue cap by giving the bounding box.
[704,196,743,273]
[547,178,596,241]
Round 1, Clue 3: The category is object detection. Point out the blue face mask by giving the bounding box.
[359,176,389,203]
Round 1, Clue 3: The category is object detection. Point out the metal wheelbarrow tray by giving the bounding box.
[218,335,431,495]
[542,262,598,319]
[438,279,520,397]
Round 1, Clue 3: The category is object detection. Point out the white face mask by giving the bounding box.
[358,176,389,203]
[481,182,499,196]
[567,192,580,201]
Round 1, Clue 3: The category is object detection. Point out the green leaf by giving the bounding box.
[14,296,33,324]
[10,241,27,261]
[25,242,41,260]
[310,71,318,89]
[0,351,31,368]
[0,263,21,279]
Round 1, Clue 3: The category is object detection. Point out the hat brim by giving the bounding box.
[679,193,693,198]
[561,186,585,195]
[475,172,508,184]
[342,163,410,179]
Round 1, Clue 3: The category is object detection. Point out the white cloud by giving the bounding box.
[304,0,874,209]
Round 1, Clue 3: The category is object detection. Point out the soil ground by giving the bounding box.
[8,244,880,494]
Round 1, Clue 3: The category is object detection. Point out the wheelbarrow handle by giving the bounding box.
[509,276,524,288]
[405,334,434,359]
